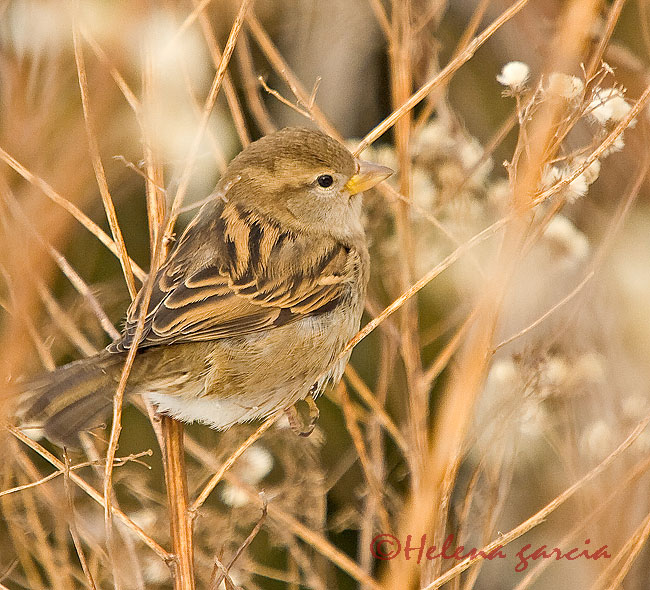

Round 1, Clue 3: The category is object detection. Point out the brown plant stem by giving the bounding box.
[354,0,532,155]
[161,416,195,590]
[5,424,170,561]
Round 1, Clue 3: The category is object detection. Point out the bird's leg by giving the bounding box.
[284,404,303,435]
[303,393,319,436]
[284,393,319,437]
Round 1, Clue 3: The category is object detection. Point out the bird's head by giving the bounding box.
[219,127,393,242]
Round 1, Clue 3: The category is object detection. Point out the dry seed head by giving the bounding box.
[547,72,584,100]
[542,215,590,266]
[565,173,590,202]
[601,133,625,156]
[220,444,273,507]
[540,356,569,389]
[581,420,613,459]
[496,61,530,92]
[589,87,634,125]
[621,394,648,420]
[541,165,562,190]
[574,157,601,186]
[488,358,518,388]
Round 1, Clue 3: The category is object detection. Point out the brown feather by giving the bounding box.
[109,198,352,352]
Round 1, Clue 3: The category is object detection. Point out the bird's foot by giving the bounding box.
[285,394,319,437]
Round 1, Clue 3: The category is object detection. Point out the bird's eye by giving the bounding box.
[316,174,334,188]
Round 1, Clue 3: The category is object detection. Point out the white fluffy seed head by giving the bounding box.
[487,358,518,389]
[219,444,274,508]
[540,165,562,191]
[581,420,613,459]
[589,88,633,124]
[602,133,625,156]
[240,445,274,484]
[542,159,600,203]
[220,484,250,508]
[572,157,601,187]
[497,61,530,91]
[565,173,589,202]
[547,73,584,100]
[543,215,590,264]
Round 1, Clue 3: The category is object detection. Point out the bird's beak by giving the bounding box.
[344,160,394,195]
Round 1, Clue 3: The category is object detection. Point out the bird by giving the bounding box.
[20,127,393,447]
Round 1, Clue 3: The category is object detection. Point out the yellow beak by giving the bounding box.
[344,160,394,195]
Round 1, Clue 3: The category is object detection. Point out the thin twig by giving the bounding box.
[72,12,137,299]
[189,413,278,515]
[163,0,253,246]
[63,450,98,590]
[258,76,313,120]
[420,411,650,590]
[494,271,595,351]
[192,0,250,147]
[354,0,532,155]
[5,424,170,562]
[211,498,268,589]
[0,452,151,499]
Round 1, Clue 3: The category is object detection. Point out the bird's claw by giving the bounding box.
[285,394,319,437]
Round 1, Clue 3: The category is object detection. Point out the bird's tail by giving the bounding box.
[17,352,126,448]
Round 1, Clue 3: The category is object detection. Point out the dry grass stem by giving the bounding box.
[72,12,137,300]
[189,413,278,515]
[354,0,531,155]
[63,451,98,590]
[420,412,650,590]
[494,270,595,351]
[161,417,195,590]
[5,424,170,561]
[163,0,253,243]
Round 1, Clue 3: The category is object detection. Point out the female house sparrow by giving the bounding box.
[22,127,392,447]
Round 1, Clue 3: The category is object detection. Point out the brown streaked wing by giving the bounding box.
[110,211,351,352]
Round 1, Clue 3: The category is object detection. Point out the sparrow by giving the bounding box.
[20,127,393,447]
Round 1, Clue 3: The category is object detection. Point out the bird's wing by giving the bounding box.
[109,200,355,352]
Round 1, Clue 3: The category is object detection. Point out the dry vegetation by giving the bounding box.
[1,0,650,589]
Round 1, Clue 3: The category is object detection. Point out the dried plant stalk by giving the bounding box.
[161,417,195,590]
